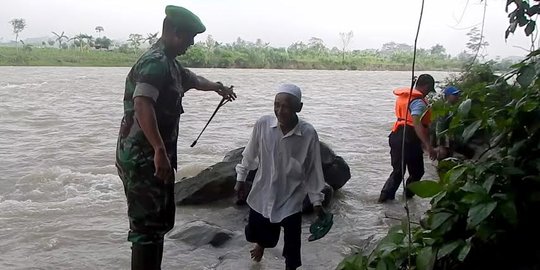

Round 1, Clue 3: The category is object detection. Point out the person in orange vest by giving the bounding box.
[378,74,437,203]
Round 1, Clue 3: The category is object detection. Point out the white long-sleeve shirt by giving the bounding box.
[235,115,325,223]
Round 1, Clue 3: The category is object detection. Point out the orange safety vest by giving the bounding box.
[391,87,432,132]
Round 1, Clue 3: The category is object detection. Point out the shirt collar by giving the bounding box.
[271,117,303,137]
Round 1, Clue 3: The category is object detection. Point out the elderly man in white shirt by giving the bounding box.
[235,83,326,270]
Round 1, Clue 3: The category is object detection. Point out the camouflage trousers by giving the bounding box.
[116,162,175,245]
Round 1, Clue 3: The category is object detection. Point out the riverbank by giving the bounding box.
[0,46,468,71]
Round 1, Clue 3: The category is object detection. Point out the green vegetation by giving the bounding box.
[0,26,518,70]
[0,46,136,66]
[337,1,540,269]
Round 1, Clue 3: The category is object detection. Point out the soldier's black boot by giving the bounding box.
[131,243,161,270]
[156,241,164,268]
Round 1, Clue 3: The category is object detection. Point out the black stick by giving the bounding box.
[190,97,228,147]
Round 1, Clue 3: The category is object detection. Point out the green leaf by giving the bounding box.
[401,217,410,234]
[337,253,366,270]
[482,175,496,193]
[461,182,486,194]
[518,14,529,27]
[510,61,525,69]
[424,237,436,246]
[525,21,536,36]
[377,242,398,257]
[447,166,467,183]
[462,120,482,142]
[431,191,447,206]
[407,181,443,198]
[503,166,525,175]
[467,201,498,228]
[376,259,395,270]
[416,247,435,270]
[509,140,526,155]
[461,193,485,204]
[527,5,540,16]
[458,98,472,117]
[381,226,405,244]
[499,200,518,225]
[517,65,536,87]
[458,241,471,262]
[430,212,452,230]
[387,225,402,235]
[527,49,540,57]
[523,101,538,112]
[437,240,462,259]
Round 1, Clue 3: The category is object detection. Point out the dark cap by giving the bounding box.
[416,74,435,92]
[165,5,206,34]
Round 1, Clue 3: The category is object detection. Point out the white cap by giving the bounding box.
[276,83,302,102]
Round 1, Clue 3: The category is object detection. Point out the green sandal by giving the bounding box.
[308,212,333,242]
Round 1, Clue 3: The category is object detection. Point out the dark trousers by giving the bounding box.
[381,127,425,199]
[245,209,302,269]
[131,242,164,270]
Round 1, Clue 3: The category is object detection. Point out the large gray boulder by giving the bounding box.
[167,220,234,248]
[174,142,350,206]
[174,161,237,205]
[319,142,351,190]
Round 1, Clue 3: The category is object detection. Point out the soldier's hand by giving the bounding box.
[154,148,172,182]
[216,83,236,101]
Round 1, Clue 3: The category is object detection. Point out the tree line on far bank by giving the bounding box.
[4,18,517,70]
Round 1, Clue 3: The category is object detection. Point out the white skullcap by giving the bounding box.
[276,84,302,102]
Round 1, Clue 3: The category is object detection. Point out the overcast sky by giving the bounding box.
[0,0,533,58]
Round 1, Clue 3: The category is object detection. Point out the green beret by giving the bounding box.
[165,5,206,34]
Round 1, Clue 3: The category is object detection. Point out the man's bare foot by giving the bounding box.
[250,244,264,262]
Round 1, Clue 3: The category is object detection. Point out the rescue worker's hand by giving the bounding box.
[436,147,449,160]
[154,148,172,182]
[426,145,438,160]
[234,181,248,201]
[422,143,437,160]
[216,82,236,101]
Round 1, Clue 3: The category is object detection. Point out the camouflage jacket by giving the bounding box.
[116,40,198,171]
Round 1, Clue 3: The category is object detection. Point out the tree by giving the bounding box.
[465,27,489,63]
[232,37,248,50]
[94,36,112,49]
[339,31,354,63]
[52,31,69,49]
[287,41,308,55]
[145,32,159,46]
[20,40,32,52]
[9,18,26,51]
[128,33,143,52]
[95,26,104,37]
[308,37,326,55]
[47,40,55,46]
[255,38,269,48]
[71,33,93,51]
[380,42,413,54]
[204,35,219,66]
[429,44,447,57]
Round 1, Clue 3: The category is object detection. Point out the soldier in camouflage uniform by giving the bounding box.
[115,5,236,270]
